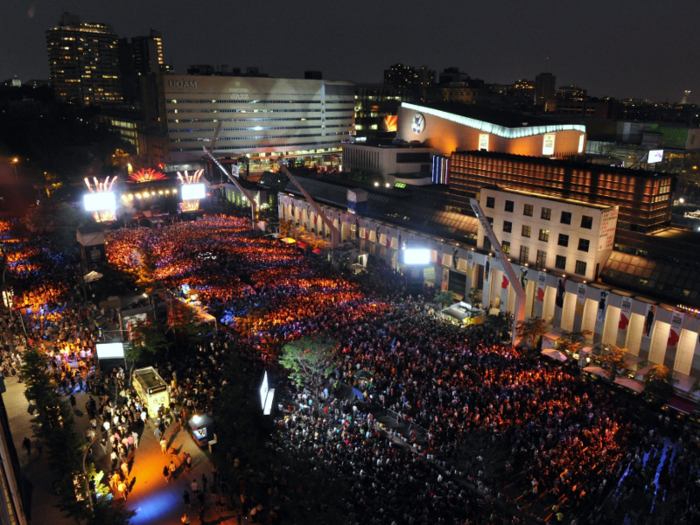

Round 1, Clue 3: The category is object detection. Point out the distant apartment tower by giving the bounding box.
[46,12,123,106]
[534,72,556,106]
[384,63,417,89]
[119,29,170,104]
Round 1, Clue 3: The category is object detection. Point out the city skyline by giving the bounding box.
[1,0,699,104]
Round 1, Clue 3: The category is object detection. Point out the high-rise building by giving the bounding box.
[384,63,417,89]
[131,30,169,75]
[534,72,556,106]
[46,12,123,106]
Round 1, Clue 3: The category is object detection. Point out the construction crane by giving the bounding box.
[201,122,258,229]
[277,163,341,249]
[470,198,526,346]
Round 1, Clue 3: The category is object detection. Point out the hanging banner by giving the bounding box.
[575,283,586,316]
[519,267,529,291]
[643,304,657,339]
[484,254,491,282]
[618,296,633,330]
[555,277,566,309]
[597,290,609,322]
[502,274,509,290]
[536,271,547,303]
[667,311,684,347]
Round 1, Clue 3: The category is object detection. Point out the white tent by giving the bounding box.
[541,349,568,362]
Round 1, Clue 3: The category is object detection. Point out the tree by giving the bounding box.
[468,287,482,309]
[434,290,456,309]
[557,330,592,357]
[85,499,134,525]
[516,317,548,349]
[643,364,675,401]
[601,345,628,380]
[279,335,339,401]
[129,319,171,366]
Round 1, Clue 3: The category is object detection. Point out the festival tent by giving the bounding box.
[614,377,645,394]
[541,349,568,362]
[583,366,610,379]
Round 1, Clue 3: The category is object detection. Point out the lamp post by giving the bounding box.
[11,158,19,180]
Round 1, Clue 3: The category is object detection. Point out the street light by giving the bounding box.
[11,158,19,180]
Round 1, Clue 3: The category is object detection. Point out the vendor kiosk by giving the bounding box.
[132,367,169,418]
[188,414,214,448]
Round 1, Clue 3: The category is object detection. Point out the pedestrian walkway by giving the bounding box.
[4,374,240,525]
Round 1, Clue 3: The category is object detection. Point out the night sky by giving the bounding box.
[2,0,699,104]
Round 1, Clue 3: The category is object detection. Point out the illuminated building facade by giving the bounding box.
[143,74,354,169]
[46,13,122,106]
[397,102,586,158]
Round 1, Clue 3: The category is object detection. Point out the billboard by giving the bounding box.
[84,192,116,211]
[542,134,556,156]
[181,183,206,200]
[648,150,664,164]
[478,134,489,152]
[404,248,430,265]
[96,342,125,360]
[383,115,398,132]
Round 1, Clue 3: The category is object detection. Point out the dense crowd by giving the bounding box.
[4,215,700,524]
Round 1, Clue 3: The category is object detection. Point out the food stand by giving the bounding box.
[188,414,214,448]
[132,367,169,419]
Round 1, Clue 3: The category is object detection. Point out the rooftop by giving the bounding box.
[402,102,586,138]
[482,185,614,210]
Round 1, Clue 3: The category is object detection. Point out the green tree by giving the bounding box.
[434,290,456,308]
[601,345,628,380]
[643,364,675,401]
[129,319,171,366]
[279,335,339,401]
[468,287,482,309]
[516,317,548,349]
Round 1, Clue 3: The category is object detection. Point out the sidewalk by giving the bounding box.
[4,374,241,525]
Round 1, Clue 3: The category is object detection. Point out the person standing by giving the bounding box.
[160,437,168,454]
[201,473,208,492]
[22,437,31,455]
[182,490,191,509]
[163,465,171,483]
[69,393,76,409]
[191,478,198,493]
[35,438,43,455]
[169,461,177,480]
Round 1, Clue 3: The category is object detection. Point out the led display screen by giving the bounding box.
[96,342,124,360]
[648,150,664,164]
[181,183,206,200]
[84,192,116,211]
[404,248,430,265]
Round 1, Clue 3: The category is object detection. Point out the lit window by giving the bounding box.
[539,229,549,242]
[522,225,531,238]
[524,204,533,217]
[541,207,551,220]
[575,260,587,276]
[502,240,511,254]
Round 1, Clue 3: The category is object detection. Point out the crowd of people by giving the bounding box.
[5,214,700,525]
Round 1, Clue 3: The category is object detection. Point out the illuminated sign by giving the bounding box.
[648,149,664,164]
[383,115,398,132]
[411,113,426,134]
[96,342,125,360]
[181,183,206,200]
[168,79,198,88]
[84,192,116,211]
[542,134,556,156]
[404,248,430,265]
[578,134,585,153]
[478,134,489,151]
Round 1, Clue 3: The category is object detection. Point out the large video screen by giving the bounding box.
[648,150,664,164]
[404,248,430,265]
[181,183,206,200]
[96,342,124,360]
[84,192,116,211]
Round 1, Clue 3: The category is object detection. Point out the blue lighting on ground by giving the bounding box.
[128,488,180,525]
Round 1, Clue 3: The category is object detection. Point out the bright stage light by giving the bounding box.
[84,192,116,211]
[181,183,206,200]
[404,248,430,265]
[96,342,124,360]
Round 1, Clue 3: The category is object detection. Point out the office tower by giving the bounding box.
[46,12,123,106]
[534,72,556,106]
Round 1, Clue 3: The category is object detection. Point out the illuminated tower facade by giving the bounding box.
[46,12,123,106]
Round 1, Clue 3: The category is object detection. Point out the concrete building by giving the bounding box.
[343,142,433,183]
[46,12,122,106]
[142,74,354,170]
[397,102,586,158]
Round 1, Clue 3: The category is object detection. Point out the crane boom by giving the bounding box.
[278,164,340,248]
[203,147,257,228]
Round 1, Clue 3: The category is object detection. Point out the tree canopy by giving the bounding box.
[279,335,339,399]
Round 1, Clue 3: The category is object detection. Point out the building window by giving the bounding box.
[522,225,531,238]
[505,200,514,212]
[503,221,512,233]
[555,255,567,270]
[539,229,550,242]
[483,237,492,251]
[519,246,529,265]
[486,196,495,209]
[535,250,547,270]
[541,207,552,220]
[502,240,511,254]
[575,260,587,276]
[578,238,590,252]
[561,211,572,225]
[581,215,593,229]
[558,234,569,247]
[524,204,534,217]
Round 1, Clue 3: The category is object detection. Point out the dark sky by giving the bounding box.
[2,0,699,103]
